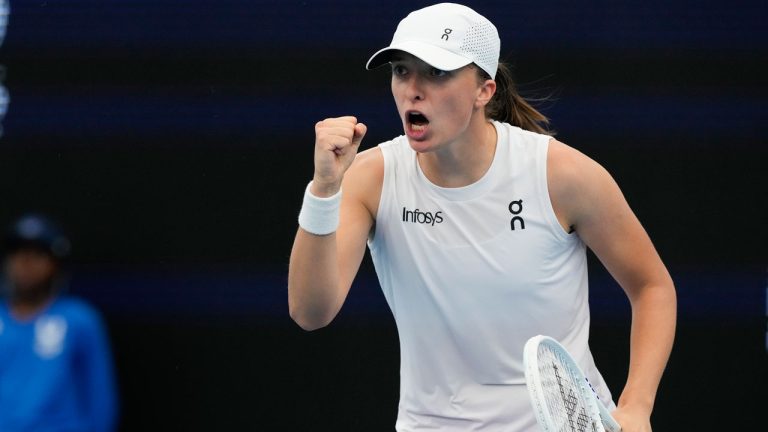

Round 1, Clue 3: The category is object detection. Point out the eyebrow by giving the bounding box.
[389,50,417,63]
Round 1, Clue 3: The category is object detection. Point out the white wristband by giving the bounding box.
[298,181,342,235]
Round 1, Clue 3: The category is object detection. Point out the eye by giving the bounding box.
[392,64,408,76]
[429,67,448,77]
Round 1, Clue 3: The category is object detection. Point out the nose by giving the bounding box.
[404,74,424,101]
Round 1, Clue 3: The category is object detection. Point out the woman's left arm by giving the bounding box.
[548,140,677,432]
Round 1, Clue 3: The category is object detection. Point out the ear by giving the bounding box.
[475,79,497,109]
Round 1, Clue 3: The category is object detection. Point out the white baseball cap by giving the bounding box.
[366,3,500,79]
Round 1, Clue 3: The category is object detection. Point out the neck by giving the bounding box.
[9,283,56,320]
[418,116,497,188]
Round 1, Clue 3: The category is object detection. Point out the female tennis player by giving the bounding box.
[288,3,676,431]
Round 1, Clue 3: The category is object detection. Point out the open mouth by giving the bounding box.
[407,111,429,131]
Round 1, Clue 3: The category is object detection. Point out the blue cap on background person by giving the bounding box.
[4,214,71,260]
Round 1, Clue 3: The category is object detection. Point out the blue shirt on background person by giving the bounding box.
[0,214,118,431]
[0,296,117,431]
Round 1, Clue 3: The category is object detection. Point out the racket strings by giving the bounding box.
[538,345,600,432]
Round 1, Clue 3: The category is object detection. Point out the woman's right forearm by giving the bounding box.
[288,228,344,330]
[289,116,369,330]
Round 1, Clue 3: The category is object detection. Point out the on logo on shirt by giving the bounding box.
[509,199,525,231]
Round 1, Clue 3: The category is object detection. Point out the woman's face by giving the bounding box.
[390,52,492,153]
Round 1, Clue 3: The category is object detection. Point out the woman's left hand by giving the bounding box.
[610,406,652,432]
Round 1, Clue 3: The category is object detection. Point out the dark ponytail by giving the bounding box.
[482,62,553,135]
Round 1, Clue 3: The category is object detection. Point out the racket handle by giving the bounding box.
[597,401,622,432]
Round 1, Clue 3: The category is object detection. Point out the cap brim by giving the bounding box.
[366,41,472,72]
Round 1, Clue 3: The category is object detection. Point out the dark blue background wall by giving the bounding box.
[1,1,766,430]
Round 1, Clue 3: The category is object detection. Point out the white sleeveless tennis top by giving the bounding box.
[367,121,615,431]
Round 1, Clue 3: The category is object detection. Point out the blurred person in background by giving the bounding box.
[0,214,117,432]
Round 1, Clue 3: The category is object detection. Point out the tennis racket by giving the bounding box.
[523,335,621,432]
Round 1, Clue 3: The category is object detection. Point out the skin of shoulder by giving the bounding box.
[341,145,385,226]
[546,138,609,233]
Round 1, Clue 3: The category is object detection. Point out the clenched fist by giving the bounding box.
[312,116,367,197]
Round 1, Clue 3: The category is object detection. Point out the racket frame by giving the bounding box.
[523,335,621,432]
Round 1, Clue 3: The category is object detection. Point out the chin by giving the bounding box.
[406,137,437,154]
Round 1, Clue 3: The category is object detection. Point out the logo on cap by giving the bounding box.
[441,28,452,41]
